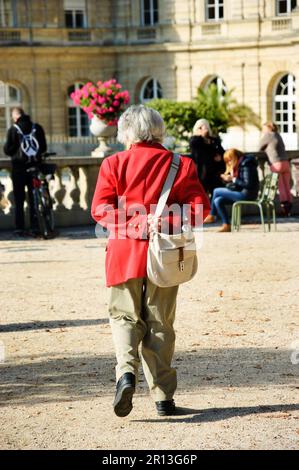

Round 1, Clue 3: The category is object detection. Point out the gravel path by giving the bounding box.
[1,222,299,450]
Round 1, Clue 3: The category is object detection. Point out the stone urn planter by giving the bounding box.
[90,115,117,158]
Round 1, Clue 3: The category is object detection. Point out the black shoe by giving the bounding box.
[26,229,40,238]
[113,373,135,417]
[155,399,176,416]
[13,229,26,238]
[280,202,292,217]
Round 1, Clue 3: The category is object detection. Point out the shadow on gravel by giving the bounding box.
[0,226,97,241]
[0,318,109,333]
[132,403,299,424]
[0,348,298,408]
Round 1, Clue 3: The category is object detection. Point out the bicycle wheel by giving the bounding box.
[36,188,55,239]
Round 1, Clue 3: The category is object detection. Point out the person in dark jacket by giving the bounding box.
[4,107,47,235]
[204,148,259,232]
[189,118,225,195]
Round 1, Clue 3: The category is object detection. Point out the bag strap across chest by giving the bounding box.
[154,153,181,218]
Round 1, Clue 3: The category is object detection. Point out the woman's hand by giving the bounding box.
[220,174,233,183]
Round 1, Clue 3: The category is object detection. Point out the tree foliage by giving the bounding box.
[147,84,261,147]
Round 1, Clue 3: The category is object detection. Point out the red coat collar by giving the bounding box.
[130,142,166,151]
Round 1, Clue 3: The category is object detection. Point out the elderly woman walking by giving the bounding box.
[91,105,210,417]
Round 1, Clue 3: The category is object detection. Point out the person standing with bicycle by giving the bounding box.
[4,107,47,236]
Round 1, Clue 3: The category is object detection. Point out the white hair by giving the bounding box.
[192,118,212,136]
[117,105,165,146]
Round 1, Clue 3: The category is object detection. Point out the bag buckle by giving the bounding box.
[179,247,184,271]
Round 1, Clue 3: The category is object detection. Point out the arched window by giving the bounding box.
[0,81,21,135]
[206,76,227,95]
[140,78,163,102]
[67,82,89,137]
[274,74,297,149]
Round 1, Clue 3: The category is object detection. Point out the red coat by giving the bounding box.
[91,142,210,287]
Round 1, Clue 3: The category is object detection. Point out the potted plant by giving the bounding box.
[70,79,130,156]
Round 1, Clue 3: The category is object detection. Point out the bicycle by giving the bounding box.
[26,152,57,239]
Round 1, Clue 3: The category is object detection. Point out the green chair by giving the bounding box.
[231,173,279,232]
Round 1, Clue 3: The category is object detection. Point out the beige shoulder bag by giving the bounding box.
[147,153,198,288]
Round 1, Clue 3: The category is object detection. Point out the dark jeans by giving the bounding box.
[210,187,247,224]
[12,169,38,230]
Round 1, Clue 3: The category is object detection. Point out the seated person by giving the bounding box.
[204,148,259,232]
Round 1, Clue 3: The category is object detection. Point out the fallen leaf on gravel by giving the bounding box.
[263,413,292,419]
[223,333,246,337]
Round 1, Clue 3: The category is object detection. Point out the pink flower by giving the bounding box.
[71,79,129,120]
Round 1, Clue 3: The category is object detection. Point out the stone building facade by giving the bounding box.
[0,0,298,152]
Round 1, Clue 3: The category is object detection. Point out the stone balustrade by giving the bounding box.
[0,156,103,230]
[0,152,299,231]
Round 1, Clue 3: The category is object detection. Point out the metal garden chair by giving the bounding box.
[231,172,279,232]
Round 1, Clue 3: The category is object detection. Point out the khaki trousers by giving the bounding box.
[108,277,179,401]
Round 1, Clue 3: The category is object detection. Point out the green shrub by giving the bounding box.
[147,84,260,149]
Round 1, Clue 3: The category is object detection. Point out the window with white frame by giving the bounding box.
[274,74,297,149]
[206,0,224,21]
[67,83,89,137]
[0,81,21,135]
[141,0,159,26]
[64,0,86,28]
[0,0,13,27]
[140,78,163,102]
[276,0,297,15]
[207,76,227,95]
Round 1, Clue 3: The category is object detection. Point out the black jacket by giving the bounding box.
[4,115,47,170]
[189,135,225,190]
[227,155,259,199]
